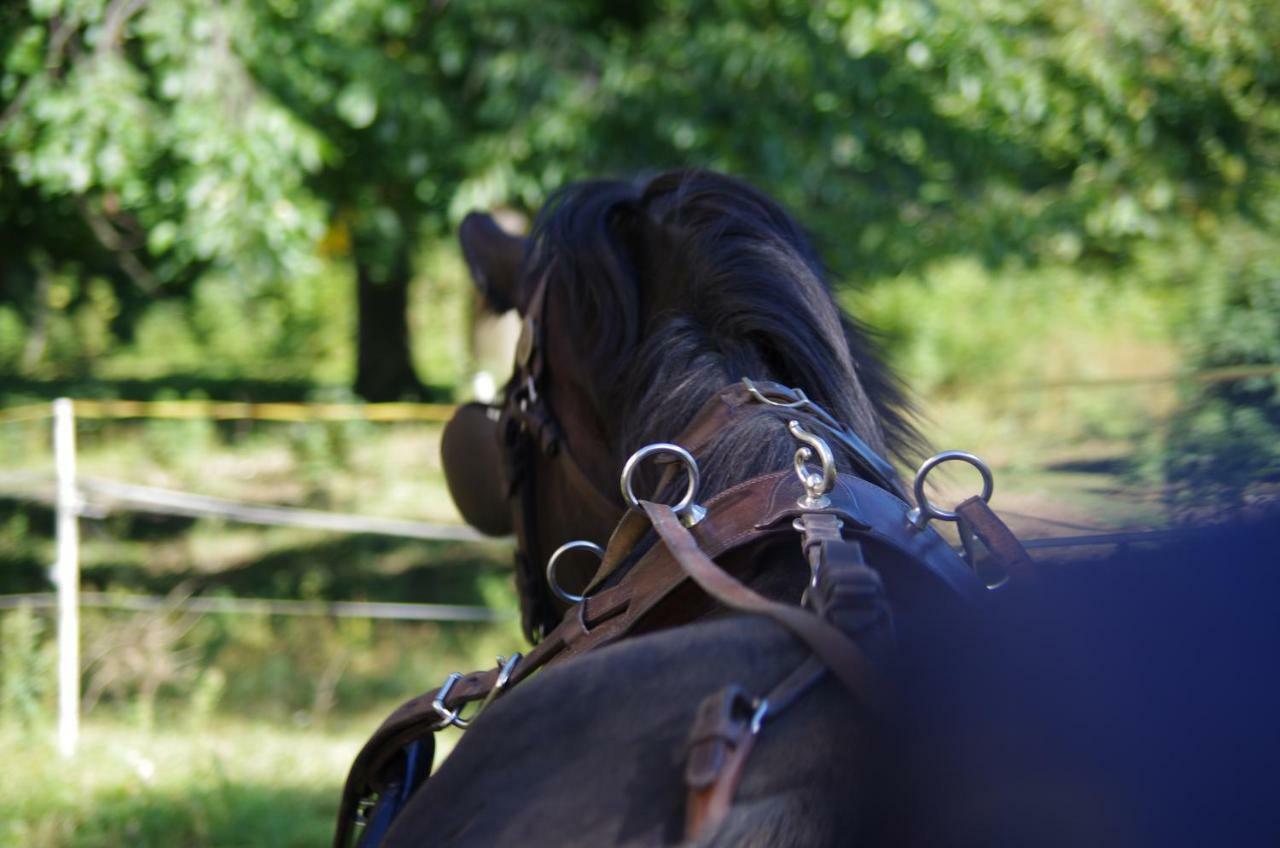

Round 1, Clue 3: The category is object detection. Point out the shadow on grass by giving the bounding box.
[1044,455,1135,476]
[76,534,510,606]
[0,492,509,605]
[0,374,454,405]
[15,781,339,848]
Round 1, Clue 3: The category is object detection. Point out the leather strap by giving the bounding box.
[683,654,829,841]
[334,466,981,847]
[956,496,1038,585]
[684,685,762,840]
[641,501,884,714]
[651,380,904,498]
[333,666,501,848]
[682,507,900,842]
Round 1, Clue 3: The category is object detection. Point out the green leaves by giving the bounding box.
[336,82,378,129]
[1,0,1277,400]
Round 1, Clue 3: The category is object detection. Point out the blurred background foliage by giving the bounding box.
[3,0,1277,386]
[1,1,1278,843]
[1,0,1277,489]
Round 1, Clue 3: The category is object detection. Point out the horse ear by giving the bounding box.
[460,211,529,314]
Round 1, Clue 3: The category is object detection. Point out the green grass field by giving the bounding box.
[2,718,385,847]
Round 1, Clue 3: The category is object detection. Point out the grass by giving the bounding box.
[0,604,503,848]
[0,257,1214,846]
[1,717,370,847]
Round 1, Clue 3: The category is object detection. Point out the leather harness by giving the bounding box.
[336,273,1034,847]
[334,374,1030,847]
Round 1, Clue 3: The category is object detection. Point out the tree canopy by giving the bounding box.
[2,0,1277,398]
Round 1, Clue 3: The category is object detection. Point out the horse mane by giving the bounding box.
[525,169,923,497]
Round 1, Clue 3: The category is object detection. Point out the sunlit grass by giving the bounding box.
[0,718,362,847]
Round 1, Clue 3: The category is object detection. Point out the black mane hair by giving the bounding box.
[524,169,922,497]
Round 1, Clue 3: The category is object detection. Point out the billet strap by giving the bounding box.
[955,495,1038,585]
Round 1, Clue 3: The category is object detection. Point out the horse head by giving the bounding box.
[443,169,920,640]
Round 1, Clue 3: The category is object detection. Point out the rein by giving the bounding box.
[335,379,1032,848]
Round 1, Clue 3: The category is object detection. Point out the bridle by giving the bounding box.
[442,268,627,639]
[489,271,626,638]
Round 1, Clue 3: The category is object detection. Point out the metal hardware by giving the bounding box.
[546,540,605,604]
[907,450,994,531]
[620,442,707,527]
[431,671,471,729]
[743,377,844,432]
[743,376,812,409]
[478,652,523,714]
[749,697,769,735]
[789,421,836,509]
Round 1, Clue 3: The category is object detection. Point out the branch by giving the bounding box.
[98,0,149,55]
[75,196,161,294]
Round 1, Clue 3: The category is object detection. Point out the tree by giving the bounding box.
[2,0,1276,397]
[0,0,328,379]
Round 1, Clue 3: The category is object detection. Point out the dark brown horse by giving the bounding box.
[336,169,980,847]
[339,170,1280,847]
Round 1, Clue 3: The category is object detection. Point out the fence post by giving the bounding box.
[53,398,79,758]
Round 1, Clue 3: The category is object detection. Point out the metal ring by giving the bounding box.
[620,442,701,516]
[908,450,994,530]
[545,540,604,604]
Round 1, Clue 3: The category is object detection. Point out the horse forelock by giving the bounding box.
[525,169,922,498]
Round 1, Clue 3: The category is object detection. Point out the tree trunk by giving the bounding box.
[353,238,426,402]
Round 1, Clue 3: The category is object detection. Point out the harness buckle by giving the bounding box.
[431,672,472,730]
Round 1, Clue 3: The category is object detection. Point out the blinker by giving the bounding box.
[441,402,513,536]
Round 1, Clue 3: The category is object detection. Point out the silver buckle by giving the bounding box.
[431,672,471,730]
